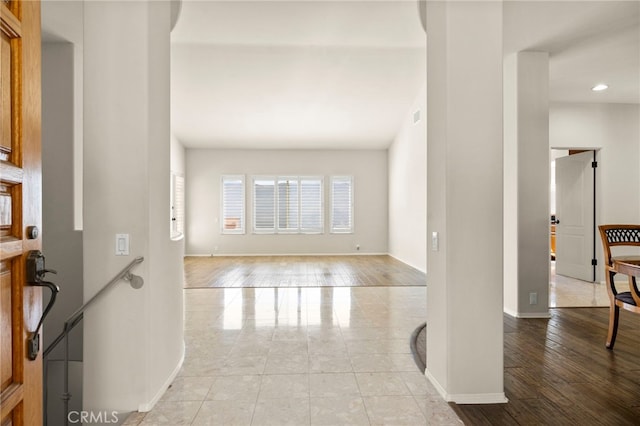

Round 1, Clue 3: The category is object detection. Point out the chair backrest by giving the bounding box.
[598,224,640,266]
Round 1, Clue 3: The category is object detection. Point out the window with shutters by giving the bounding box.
[253,177,276,232]
[171,173,185,238]
[253,176,323,234]
[331,176,353,233]
[299,178,323,233]
[221,175,245,234]
[277,177,299,232]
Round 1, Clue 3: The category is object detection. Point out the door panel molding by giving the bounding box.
[0,0,42,424]
[555,150,596,281]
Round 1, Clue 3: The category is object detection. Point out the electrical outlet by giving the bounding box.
[529,292,538,305]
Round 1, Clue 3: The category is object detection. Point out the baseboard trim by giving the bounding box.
[425,368,448,400]
[425,369,508,404]
[185,252,389,257]
[504,308,552,319]
[138,341,185,412]
[451,393,509,404]
[388,253,426,274]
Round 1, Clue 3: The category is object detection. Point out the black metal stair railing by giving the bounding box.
[43,256,145,426]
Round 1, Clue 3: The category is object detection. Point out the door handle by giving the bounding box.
[26,250,60,361]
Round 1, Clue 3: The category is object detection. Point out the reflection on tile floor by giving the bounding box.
[124,286,462,425]
[549,261,625,308]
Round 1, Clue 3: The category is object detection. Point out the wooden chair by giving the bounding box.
[598,224,640,349]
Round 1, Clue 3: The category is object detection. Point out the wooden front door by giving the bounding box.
[1,0,43,424]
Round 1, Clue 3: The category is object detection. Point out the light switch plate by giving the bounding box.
[431,232,439,251]
[115,233,130,256]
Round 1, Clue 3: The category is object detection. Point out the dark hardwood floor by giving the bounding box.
[452,308,640,425]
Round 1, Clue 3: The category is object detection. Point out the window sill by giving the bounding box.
[252,231,325,235]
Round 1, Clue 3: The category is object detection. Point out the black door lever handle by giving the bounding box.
[25,250,60,360]
[28,280,60,360]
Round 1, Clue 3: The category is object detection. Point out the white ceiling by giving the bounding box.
[41,1,638,150]
[504,1,640,105]
[171,1,427,149]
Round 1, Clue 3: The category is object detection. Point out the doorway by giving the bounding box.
[549,148,603,307]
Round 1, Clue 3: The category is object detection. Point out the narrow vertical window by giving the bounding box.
[253,177,276,233]
[221,175,245,234]
[171,173,185,237]
[331,176,353,233]
[300,177,323,233]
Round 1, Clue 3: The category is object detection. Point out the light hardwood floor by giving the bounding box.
[184,255,426,288]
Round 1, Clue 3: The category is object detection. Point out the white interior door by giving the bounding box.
[555,151,595,281]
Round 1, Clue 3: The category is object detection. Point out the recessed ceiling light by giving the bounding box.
[592,84,609,92]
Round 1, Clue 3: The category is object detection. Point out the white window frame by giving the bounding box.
[221,175,246,234]
[252,175,324,234]
[298,176,324,234]
[170,172,185,239]
[277,176,300,234]
[252,176,277,234]
[330,176,354,234]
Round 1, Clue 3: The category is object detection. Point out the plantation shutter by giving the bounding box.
[300,178,323,233]
[254,177,276,232]
[172,174,185,235]
[277,178,300,232]
[221,175,245,234]
[331,176,353,233]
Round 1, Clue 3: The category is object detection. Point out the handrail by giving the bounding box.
[43,312,82,359]
[44,256,144,357]
[43,256,144,426]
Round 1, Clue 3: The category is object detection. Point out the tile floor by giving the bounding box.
[122,259,617,424]
[549,261,625,308]
[124,286,462,425]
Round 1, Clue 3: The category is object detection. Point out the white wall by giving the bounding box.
[41,8,86,421]
[83,0,183,414]
[145,2,185,410]
[42,42,84,361]
[503,53,518,316]
[426,1,505,403]
[41,0,84,230]
[550,102,640,278]
[503,51,550,318]
[171,134,186,176]
[388,84,427,272]
[186,149,388,255]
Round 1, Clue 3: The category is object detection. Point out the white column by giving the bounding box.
[426,1,506,403]
[83,0,184,413]
[503,52,550,317]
